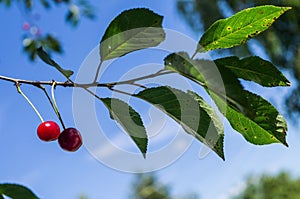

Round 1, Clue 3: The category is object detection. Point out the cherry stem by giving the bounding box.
[51,81,66,130]
[15,83,44,122]
[38,84,66,130]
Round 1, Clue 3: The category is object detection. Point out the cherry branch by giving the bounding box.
[0,75,103,88]
[0,69,174,89]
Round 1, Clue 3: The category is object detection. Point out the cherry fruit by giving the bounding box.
[37,121,61,141]
[58,128,82,152]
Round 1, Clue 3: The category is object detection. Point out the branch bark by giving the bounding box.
[0,75,106,88]
[0,70,173,89]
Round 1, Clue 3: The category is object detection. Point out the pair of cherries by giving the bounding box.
[37,121,82,152]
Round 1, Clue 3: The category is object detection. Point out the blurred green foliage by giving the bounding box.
[130,172,300,199]
[130,174,199,199]
[1,0,94,60]
[234,171,300,199]
[131,174,171,199]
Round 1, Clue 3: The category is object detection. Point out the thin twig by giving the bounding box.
[108,70,174,87]
[93,60,103,83]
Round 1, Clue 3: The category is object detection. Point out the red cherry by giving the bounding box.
[58,128,82,152]
[37,121,61,141]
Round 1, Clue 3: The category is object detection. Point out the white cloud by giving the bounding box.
[91,133,129,159]
[89,117,182,159]
[84,115,194,174]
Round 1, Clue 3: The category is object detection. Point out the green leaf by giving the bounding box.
[188,91,224,156]
[164,52,205,83]
[135,86,224,160]
[0,183,39,199]
[164,52,288,146]
[164,52,247,112]
[42,35,62,53]
[198,5,291,52]
[101,98,148,157]
[210,90,288,146]
[39,0,50,9]
[100,8,165,61]
[215,56,291,87]
[37,47,73,78]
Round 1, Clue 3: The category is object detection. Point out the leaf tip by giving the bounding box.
[283,6,292,11]
[221,155,225,161]
[285,81,292,87]
[142,153,147,159]
[218,147,225,161]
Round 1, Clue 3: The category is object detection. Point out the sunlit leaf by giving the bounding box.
[210,90,288,146]
[198,5,291,52]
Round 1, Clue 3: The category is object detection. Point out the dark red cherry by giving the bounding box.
[58,128,82,152]
[37,121,61,141]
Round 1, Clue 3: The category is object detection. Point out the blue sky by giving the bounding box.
[1,1,300,199]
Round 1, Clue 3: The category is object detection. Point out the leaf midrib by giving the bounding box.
[225,65,276,78]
